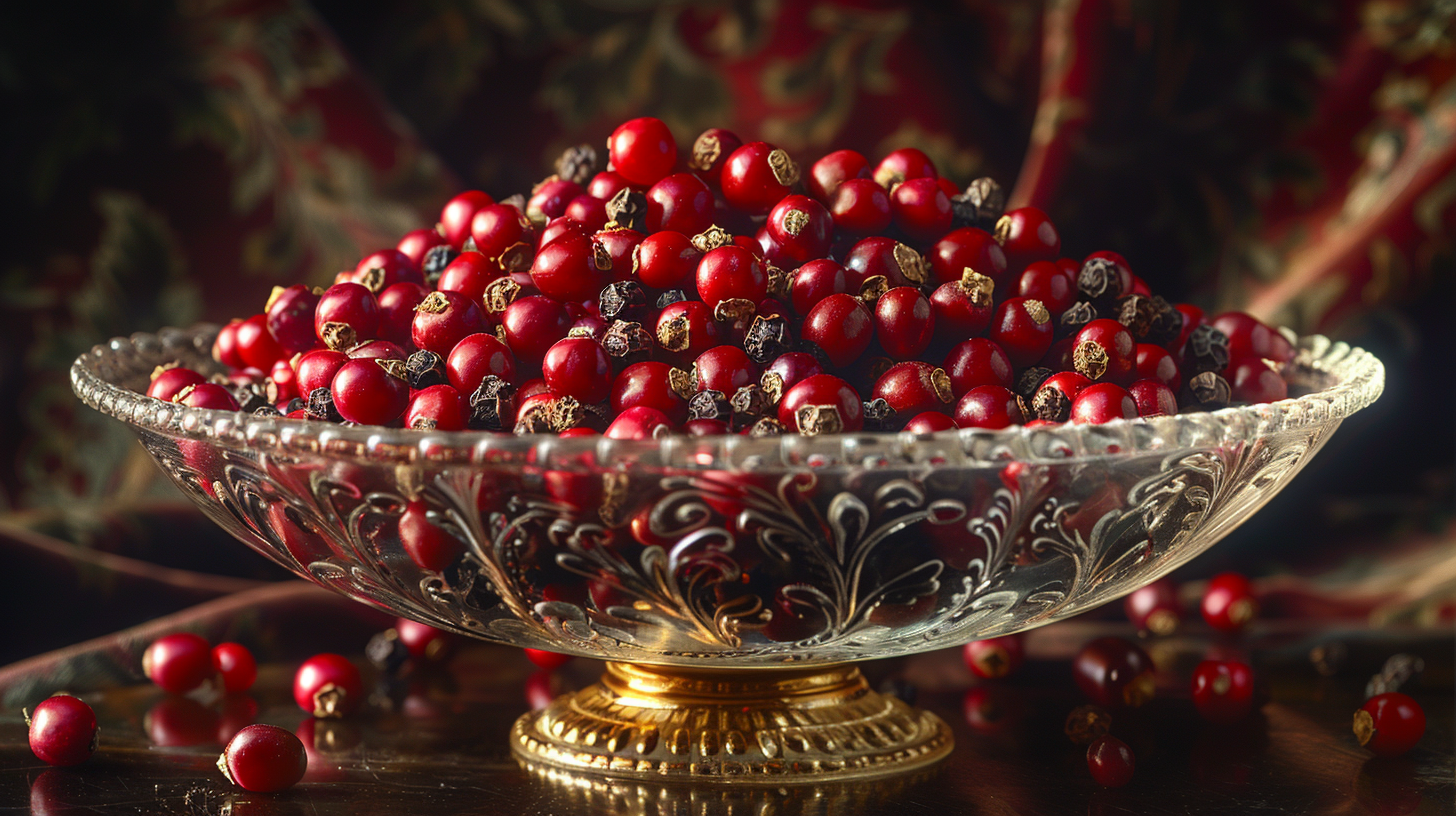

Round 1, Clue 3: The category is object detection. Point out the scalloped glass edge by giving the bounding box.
[71,324,1384,471]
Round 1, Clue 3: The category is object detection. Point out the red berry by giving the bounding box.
[1124,578,1181,635]
[526,177,582,224]
[1087,735,1136,787]
[1016,260,1077,315]
[214,320,245,369]
[606,405,672,439]
[436,251,502,306]
[446,332,516,393]
[352,248,421,293]
[525,648,573,671]
[470,202,533,262]
[720,141,798,214]
[929,277,995,346]
[177,381,241,411]
[954,385,1025,429]
[903,411,958,433]
[1228,357,1288,404]
[633,230,700,290]
[654,300,722,361]
[1128,379,1178,417]
[889,177,953,243]
[1210,312,1294,363]
[376,282,428,347]
[844,236,920,289]
[1072,319,1136,384]
[1070,382,1137,424]
[439,190,494,248]
[587,170,635,201]
[609,117,678,186]
[943,337,1013,397]
[314,282,380,350]
[218,724,307,792]
[530,232,613,303]
[695,245,767,314]
[1201,572,1257,631]
[148,366,205,402]
[1355,692,1426,757]
[807,149,869,201]
[395,618,454,661]
[646,172,714,235]
[328,358,407,424]
[293,654,362,718]
[962,634,1025,679]
[995,206,1061,273]
[143,632,214,694]
[928,227,1008,287]
[611,361,689,425]
[763,352,825,394]
[405,384,469,431]
[1073,636,1155,708]
[212,643,257,694]
[502,296,571,366]
[1191,660,1255,724]
[988,297,1055,367]
[801,293,874,367]
[789,258,852,316]
[399,499,463,572]
[266,285,322,353]
[767,194,833,262]
[145,696,219,747]
[1174,302,1204,349]
[694,345,758,395]
[827,177,893,235]
[295,349,348,398]
[27,695,97,766]
[873,361,953,417]
[234,313,286,370]
[873,147,937,187]
[542,337,613,403]
[778,374,864,433]
[412,291,486,356]
[687,127,743,186]
[1134,343,1181,392]
[874,286,934,359]
[396,227,447,268]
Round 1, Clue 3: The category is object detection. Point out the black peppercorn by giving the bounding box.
[599,280,648,323]
[231,384,270,414]
[422,245,460,288]
[729,384,770,427]
[605,188,648,231]
[656,289,688,309]
[1182,371,1231,410]
[688,389,731,422]
[1077,257,1125,306]
[365,629,410,674]
[554,143,598,185]
[1032,385,1071,422]
[950,177,1006,230]
[405,350,449,390]
[744,314,792,364]
[1015,366,1054,399]
[306,387,342,422]
[468,376,516,431]
[283,397,306,415]
[601,320,654,366]
[1058,301,1099,337]
[862,397,897,431]
[1144,296,1183,347]
[1183,325,1231,374]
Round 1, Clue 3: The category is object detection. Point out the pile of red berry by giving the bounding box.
[151,117,1295,438]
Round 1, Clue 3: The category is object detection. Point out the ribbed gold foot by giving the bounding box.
[511,662,953,782]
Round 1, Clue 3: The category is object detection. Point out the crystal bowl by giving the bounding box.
[72,324,1382,781]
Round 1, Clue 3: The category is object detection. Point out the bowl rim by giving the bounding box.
[71,323,1384,469]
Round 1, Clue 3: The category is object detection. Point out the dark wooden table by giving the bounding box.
[1,583,1450,815]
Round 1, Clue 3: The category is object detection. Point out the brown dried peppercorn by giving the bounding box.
[1077,257,1124,305]
[862,397,897,431]
[1144,295,1183,347]
[1113,294,1157,341]
[555,143,597,185]
[306,387,342,422]
[605,188,648,232]
[1183,325,1231,374]
[794,404,843,436]
[1015,366,1054,400]
[422,245,459,288]
[1366,654,1425,699]
[1032,384,1072,422]
[950,177,1007,230]
[232,384,270,413]
[656,289,688,309]
[744,314,792,364]
[602,320,654,366]
[729,384,770,427]
[599,280,648,323]
[1065,705,1112,746]
[1058,301,1099,338]
[688,389,731,422]
[748,417,786,437]
[405,350,448,390]
[1182,371,1231,410]
[468,376,516,431]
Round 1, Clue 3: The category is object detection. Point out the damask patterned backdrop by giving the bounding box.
[1,0,1452,656]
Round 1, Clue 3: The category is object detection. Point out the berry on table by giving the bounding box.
[27,695,98,767]
[212,643,257,694]
[1073,636,1155,708]
[217,724,307,792]
[143,632,214,695]
[1201,572,1257,631]
[1191,659,1255,724]
[1355,692,1425,757]
[1086,735,1135,787]
[293,654,363,718]
[1123,578,1180,635]
[525,648,574,671]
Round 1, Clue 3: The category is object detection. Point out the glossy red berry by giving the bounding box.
[1355,692,1426,757]
[214,320,245,369]
[293,653,362,718]
[328,358,408,425]
[346,339,406,362]
[376,282,427,347]
[587,170,635,201]
[954,385,1025,429]
[807,149,869,201]
[295,349,348,398]
[687,127,743,186]
[609,117,678,186]
[266,285,322,353]
[469,203,532,262]
[606,405,672,439]
[143,632,214,694]
[995,206,1060,273]
[611,361,689,425]
[929,277,995,346]
[27,695,97,766]
[633,230,699,290]
[1072,319,1136,384]
[218,724,307,792]
[988,297,1055,368]
[412,291,486,356]
[928,227,1008,287]
[399,499,463,572]
[542,337,613,403]
[873,361,953,417]
[1191,660,1255,724]
[436,251,502,306]
[1174,302,1204,349]
[943,337,1013,397]
[405,384,469,431]
[212,643,257,694]
[314,282,380,350]
[827,177,893,235]
[439,190,495,248]
[873,147,937,187]
[526,177,582,223]
[844,236,920,289]
[1128,379,1178,418]
[695,245,768,314]
[720,141,798,214]
[962,634,1025,679]
[1228,357,1288,404]
[177,381,242,411]
[1087,735,1136,788]
[903,411,958,433]
[352,248,421,293]
[446,332,516,393]
[1016,260,1077,315]
[789,258,851,316]
[646,172,714,235]
[802,293,874,367]
[1123,578,1180,635]
[1073,636,1155,708]
[233,313,286,370]
[525,648,574,671]
[654,300,722,361]
[1201,572,1257,631]
[1070,382,1137,424]
[1211,312,1294,363]
[530,232,613,303]
[395,618,454,661]
[396,227,447,268]
[890,177,953,243]
[148,366,205,402]
[767,194,833,262]
[764,352,825,394]
[1134,343,1181,392]
[778,374,864,434]
[694,345,758,395]
[502,296,571,366]
[874,286,934,359]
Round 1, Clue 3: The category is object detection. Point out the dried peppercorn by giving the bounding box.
[1144,295,1183,347]
[605,188,648,231]
[601,321,654,365]
[688,389,731,422]
[1015,366,1054,400]
[1058,301,1099,338]
[1032,385,1072,422]
[599,281,648,323]
[744,314,792,364]
[1183,325,1231,374]
[1065,705,1112,746]
[1182,371,1231,410]
[468,376,516,431]
[422,245,459,288]
[862,397,897,430]
[306,387,342,422]
[656,289,688,309]
[1113,294,1157,341]
[949,177,1006,230]
[405,350,448,390]
[729,384,770,427]
[554,144,598,185]
[1077,257,1124,306]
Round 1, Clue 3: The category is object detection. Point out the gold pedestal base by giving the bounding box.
[511,662,953,782]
